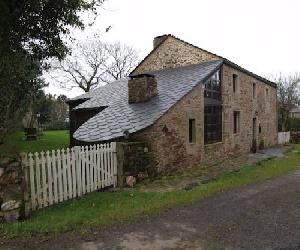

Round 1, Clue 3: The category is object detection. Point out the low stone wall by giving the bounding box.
[0,155,26,223]
[116,142,154,187]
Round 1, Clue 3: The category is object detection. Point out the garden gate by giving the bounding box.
[22,142,117,211]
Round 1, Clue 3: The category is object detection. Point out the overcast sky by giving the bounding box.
[45,0,300,98]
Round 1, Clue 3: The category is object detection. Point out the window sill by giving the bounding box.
[204,141,223,147]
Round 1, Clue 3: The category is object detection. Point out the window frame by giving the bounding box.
[233,74,238,93]
[204,69,223,145]
[253,83,256,99]
[233,111,240,134]
[188,118,196,143]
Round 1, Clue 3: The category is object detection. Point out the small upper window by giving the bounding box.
[253,83,256,99]
[188,119,196,143]
[233,74,238,93]
[266,88,269,100]
[233,111,240,134]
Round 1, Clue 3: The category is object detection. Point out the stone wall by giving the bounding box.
[132,84,205,173]
[220,64,278,155]
[132,64,278,174]
[132,36,219,75]
[0,155,26,222]
[116,142,154,187]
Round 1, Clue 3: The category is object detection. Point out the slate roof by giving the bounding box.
[131,34,277,88]
[72,60,223,142]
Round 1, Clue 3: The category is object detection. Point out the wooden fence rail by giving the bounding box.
[23,142,117,211]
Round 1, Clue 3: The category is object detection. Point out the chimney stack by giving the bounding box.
[153,35,168,49]
[128,74,158,103]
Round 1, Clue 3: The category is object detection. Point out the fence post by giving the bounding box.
[20,153,30,218]
[116,142,124,188]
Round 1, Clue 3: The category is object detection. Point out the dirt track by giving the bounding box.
[2,170,300,249]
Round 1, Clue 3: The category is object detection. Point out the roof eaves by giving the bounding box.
[65,97,90,104]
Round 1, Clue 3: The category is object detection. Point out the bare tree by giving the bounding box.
[49,40,139,92]
[273,73,300,131]
[50,40,109,92]
[103,42,139,83]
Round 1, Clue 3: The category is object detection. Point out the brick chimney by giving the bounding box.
[153,35,169,49]
[128,74,158,103]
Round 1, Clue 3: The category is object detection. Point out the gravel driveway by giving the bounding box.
[3,170,300,249]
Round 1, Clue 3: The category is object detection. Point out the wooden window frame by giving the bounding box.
[204,69,223,145]
[233,74,238,93]
[188,118,196,143]
[253,83,256,99]
[233,111,240,134]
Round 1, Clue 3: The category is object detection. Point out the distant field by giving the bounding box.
[0,130,69,154]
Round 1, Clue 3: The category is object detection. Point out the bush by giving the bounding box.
[288,118,300,131]
[43,121,69,131]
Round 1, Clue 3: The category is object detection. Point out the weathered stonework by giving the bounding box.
[133,84,205,173]
[128,74,158,103]
[132,36,219,75]
[0,155,27,222]
[131,37,277,173]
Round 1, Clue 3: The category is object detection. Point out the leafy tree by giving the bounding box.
[273,74,300,131]
[0,0,105,144]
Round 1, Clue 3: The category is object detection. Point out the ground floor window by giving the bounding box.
[204,105,222,144]
[188,118,196,143]
[233,111,240,134]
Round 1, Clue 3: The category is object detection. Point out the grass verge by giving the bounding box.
[0,144,299,236]
[0,130,69,154]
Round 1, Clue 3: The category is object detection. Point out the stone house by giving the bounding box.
[67,35,277,173]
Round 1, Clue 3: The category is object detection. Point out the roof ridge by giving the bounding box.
[145,59,223,75]
[131,34,276,88]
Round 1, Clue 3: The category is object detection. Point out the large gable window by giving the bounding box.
[204,70,222,144]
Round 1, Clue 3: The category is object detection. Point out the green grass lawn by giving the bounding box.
[0,130,69,154]
[0,144,299,236]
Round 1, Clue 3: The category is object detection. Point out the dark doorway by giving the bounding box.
[251,117,257,153]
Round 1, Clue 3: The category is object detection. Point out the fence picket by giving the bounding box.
[89,146,94,192]
[28,153,36,210]
[75,146,82,197]
[46,151,53,206]
[57,149,63,202]
[61,149,68,200]
[100,144,104,188]
[34,152,42,207]
[81,147,86,195]
[52,150,58,204]
[40,151,47,208]
[93,145,98,191]
[108,143,112,185]
[85,146,90,193]
[96,144,101,189]
[66,148,72,199]
[71,148,77,198]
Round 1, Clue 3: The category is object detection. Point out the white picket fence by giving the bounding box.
[23,142,117,211]
[278,132,290,145]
